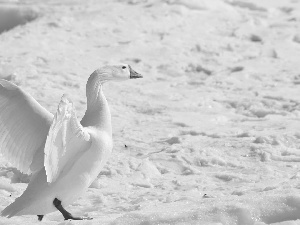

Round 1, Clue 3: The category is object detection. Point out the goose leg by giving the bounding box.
[53,198,92,220]
[37,215,44,221]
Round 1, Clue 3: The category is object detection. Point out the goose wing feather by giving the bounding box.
[44,94,91,183]
[0,80,53,174]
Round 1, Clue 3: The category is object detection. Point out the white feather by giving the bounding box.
[0,80,52,174]
[44,94,90,183]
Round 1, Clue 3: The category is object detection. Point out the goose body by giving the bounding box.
[0,64,142,220]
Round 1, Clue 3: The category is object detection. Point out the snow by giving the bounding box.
[0,0,300,224]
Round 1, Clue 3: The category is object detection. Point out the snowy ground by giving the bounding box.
[0,0,300,224]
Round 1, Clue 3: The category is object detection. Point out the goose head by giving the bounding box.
[88,64,142,85]
[85,64,142,106]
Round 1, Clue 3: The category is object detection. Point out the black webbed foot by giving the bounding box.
[53,198,93,221]
[64,215,93,220]
[37,215,44,221]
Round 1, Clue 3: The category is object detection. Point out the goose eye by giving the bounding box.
[122,66,126,69]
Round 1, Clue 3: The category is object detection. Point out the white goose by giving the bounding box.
[0,64,142,221]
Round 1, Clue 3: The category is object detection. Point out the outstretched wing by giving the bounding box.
[44,94,91,183]
[0,79,53,174]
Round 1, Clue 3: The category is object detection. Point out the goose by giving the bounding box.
[0,64,142,221]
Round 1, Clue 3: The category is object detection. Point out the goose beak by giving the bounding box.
[129,66,143,79]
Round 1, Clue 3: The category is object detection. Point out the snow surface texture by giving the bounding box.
[0,0,300,224]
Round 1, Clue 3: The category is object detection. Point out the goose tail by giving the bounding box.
[1,197,26,218]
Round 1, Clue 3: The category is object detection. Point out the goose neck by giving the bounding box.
[82,83,112,134]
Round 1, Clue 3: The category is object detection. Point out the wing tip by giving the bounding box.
[61,94,73,104]
[45,164,56,184]
[0,79,19,91]
[58,94,73,114]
